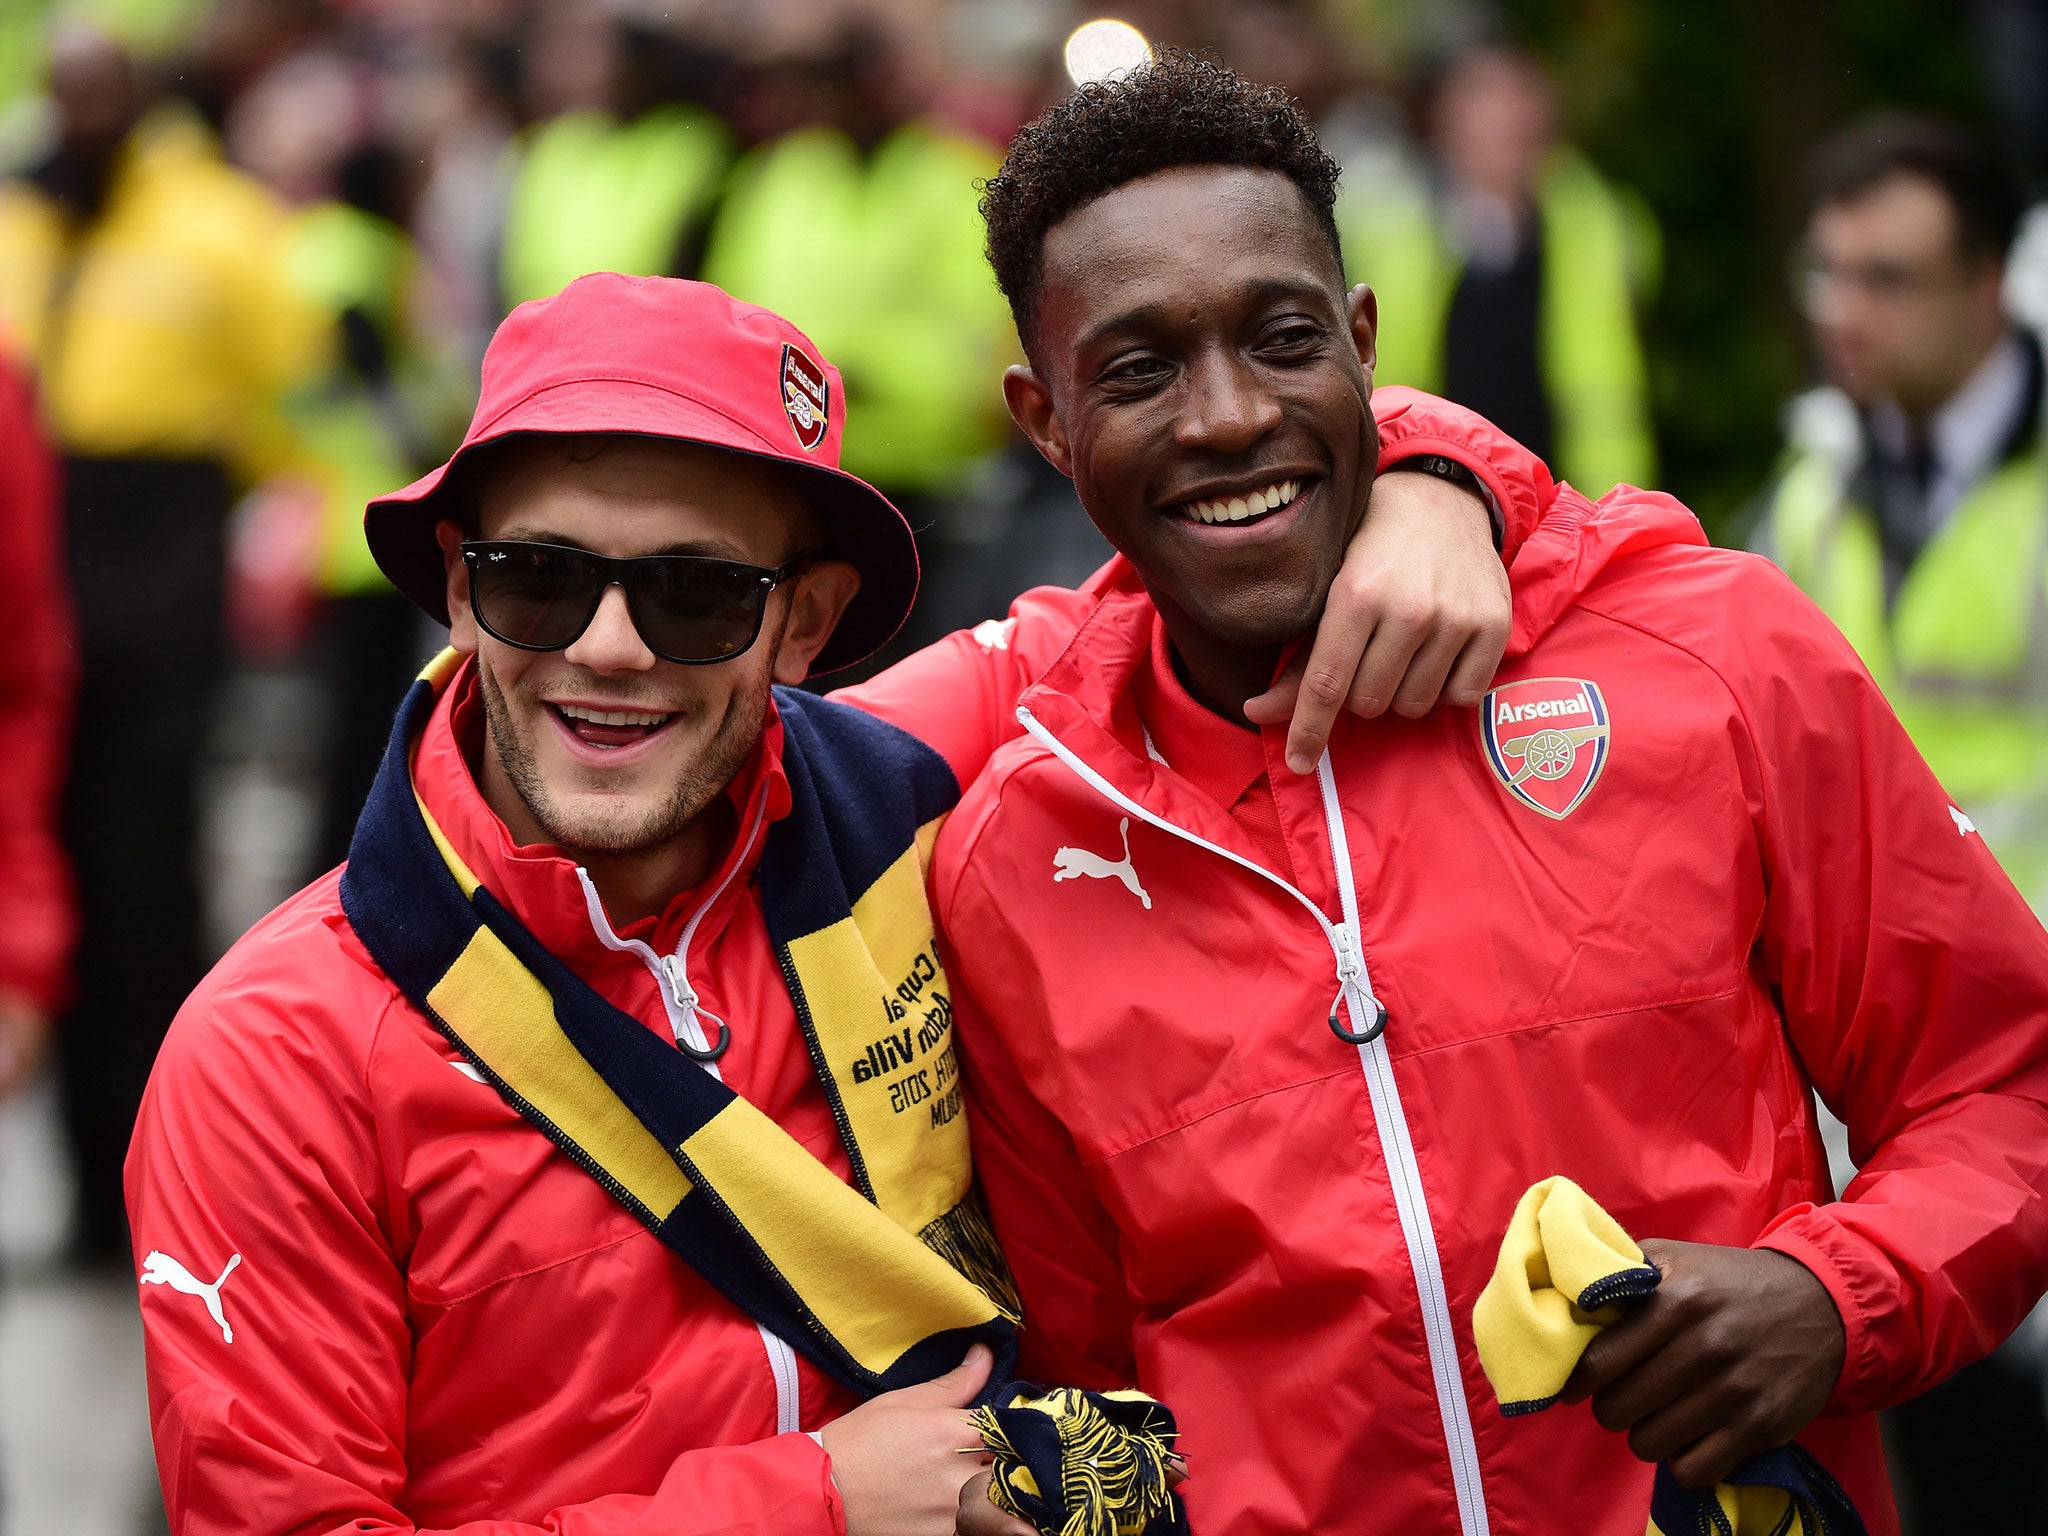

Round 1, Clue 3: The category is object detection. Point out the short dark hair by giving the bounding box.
[1807,113,2023,265]
[980,47,1344,352]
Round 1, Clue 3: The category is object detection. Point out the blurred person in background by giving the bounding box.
[497,0,734,310]
[0,19,325,1265]
[1758,112,2048,1532]
[1766,119,2047,901]
[0,349,74,1109]
[227,45,458,871]
[1339,41,1658,499]
[391,26,520,376]
[701,18,1016,658]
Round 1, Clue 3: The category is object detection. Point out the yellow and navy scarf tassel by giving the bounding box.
[1474,1177,1867,1536]
[339,653,1183,1536]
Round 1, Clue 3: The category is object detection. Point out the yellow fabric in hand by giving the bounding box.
[1472,1176,1660,1414]
[1472,1179,1867,1536]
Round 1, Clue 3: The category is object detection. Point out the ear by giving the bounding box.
[1347,284,1379,383]
[1002,364,1074,478]
[772,560,862,685]
[435,518,480,654]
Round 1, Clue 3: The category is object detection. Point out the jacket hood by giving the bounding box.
[1503,484,1707,657]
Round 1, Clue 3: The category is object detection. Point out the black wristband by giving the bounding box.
[1387,452,1483,495]
[1382,453,1501,549]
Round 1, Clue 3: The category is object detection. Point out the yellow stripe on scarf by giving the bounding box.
[682,1094,1000,1376]
[427,926,692,1222]
[784,819,969,1235]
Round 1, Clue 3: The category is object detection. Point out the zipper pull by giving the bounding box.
[658,953,697,1017]
[658,953,731,1062]
[1327,922,1389,1045]
[1332,922,1364,987]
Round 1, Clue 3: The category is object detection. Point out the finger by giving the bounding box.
[1442,620,1508,709]
[1666,1420,1763,1491]
[957,1469,1037,1536]
[1560,1299,1686,1405]
[1280,620,1375,773]
[1620,1375,1746,1467]
[1334,604,1430,727]
[918,1344,994,1408]
[1242,650,1303,727]
[1389,629,1466,719]
[1586,1325,1713,1436]
[1165,1453,1190,1489]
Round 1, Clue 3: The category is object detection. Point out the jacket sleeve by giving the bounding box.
[838,389,1557,786]
[127,988,846,1536]
[1733,564,2048,1412]
[935,815,1142,1390]
[0,356,75,1010]
[830,576,1108,789]
[1372,385,1556,561]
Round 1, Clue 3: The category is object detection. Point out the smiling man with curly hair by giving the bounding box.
[939,47,2048,1536]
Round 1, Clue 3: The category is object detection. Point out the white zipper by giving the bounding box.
[574,790,806,1436]
[576,792,769,1059]
[1017,705,1489,1536]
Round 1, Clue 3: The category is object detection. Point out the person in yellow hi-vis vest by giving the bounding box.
[698,96,1012,507]
[1762,117,2048,905]
[497,7,732,308]
[226,48,464,870]
[0,22,325,1264]
[697,68,1013,671]
[1339,44,1658,499]
[1757,112,2048,1532]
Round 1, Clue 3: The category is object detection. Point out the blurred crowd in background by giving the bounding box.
[4,0,2048,1531]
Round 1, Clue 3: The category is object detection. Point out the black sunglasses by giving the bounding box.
[460,541,813,665]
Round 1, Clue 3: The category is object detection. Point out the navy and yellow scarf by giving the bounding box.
[339,653,1180,1536]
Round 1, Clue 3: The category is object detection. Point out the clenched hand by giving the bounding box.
[821,1345,1001,1536]
[1559,1239,1846,1488]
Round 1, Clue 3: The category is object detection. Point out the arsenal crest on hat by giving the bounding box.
[781,343,830,451]
[1480,677,1611,820]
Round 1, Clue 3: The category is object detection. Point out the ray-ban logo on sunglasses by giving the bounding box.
[781,344,829,451]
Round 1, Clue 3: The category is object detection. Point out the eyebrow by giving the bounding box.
[491,525,758,562]
[1072,277,1339,355]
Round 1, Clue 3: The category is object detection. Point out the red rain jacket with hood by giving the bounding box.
[124,394,1519,1535]
[930,402,2048,1536]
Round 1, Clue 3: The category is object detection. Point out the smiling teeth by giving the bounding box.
[1185,480,1300,524]
[558,705,672,727]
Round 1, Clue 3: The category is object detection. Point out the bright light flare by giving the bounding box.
[1064,19,1150,87]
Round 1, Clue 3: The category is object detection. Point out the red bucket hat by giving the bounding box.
[366,272,918,674]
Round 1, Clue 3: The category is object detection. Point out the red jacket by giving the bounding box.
[0,352,74,1011]
[931,458,2048,1536]
[124,393,1532,1534]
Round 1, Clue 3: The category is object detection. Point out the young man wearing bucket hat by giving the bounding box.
[931,53,2048,1536]
[122,269,1534,1536]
